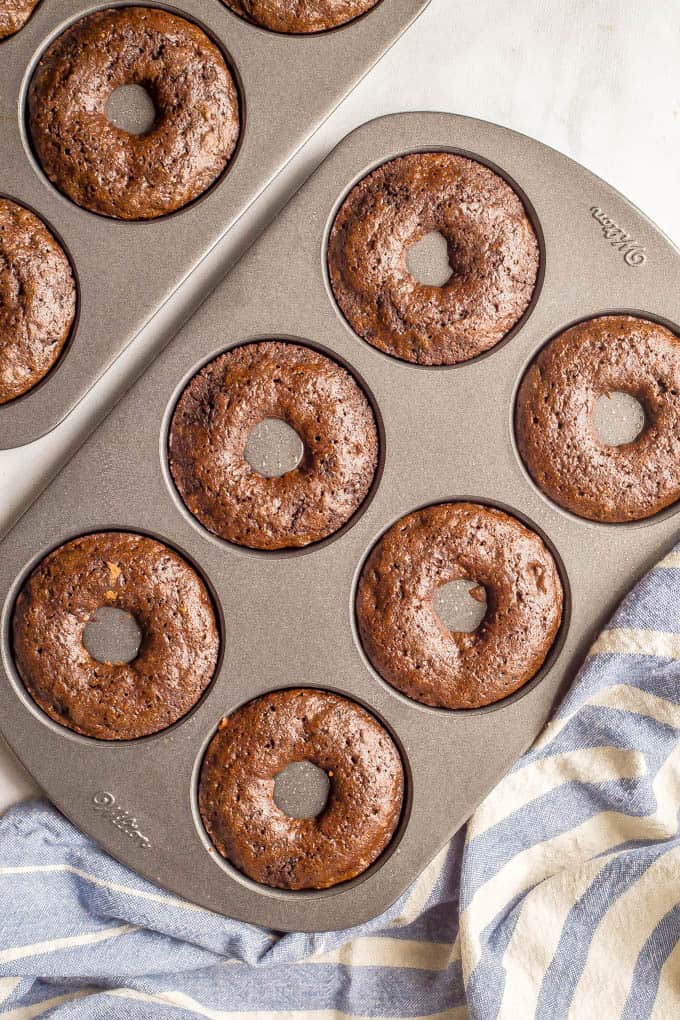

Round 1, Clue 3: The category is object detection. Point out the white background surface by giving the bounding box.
[0,0,678,811]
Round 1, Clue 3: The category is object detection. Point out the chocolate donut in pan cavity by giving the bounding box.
[198,688,405,890]
[221,0,381,34]
[356,502,563,709]
[0,0,40,39]
[28,6,240,220]
[0,197,76,404]
[516,315,680,523]
[12,532,220,740]
[168,340,379,550]
[328,152,540,366]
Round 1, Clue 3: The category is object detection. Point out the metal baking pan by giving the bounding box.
[0,0,430,449]
[1,112,678,931]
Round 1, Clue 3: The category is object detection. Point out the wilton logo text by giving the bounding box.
[92,791,152,849]
[590,207,647,267]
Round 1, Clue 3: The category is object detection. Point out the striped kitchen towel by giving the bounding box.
[1,542,679,1019]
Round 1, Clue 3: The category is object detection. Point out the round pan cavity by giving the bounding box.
[11,530,221,741]
[514,313,680,525]
[165,338,384,555]
[354,499,570,714]
[0,195,78,405]
[327,150,541,366]
[196,687,406,892]
[26,5,241,220]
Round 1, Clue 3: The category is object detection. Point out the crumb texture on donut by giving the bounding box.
[0,0,40,39]
[168,341,379,550]
[28,7,240,220]
[516,315,680,522]
[357,503,563,709]
[12,532,220,740]
[0,198,76,404]
[328,152,539,365]
[198,688,404,889]
[222,0,380,33]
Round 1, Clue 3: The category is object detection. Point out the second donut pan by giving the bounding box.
[0,0,430,449]
[0,113,679,931]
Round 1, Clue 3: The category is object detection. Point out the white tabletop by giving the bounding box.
[1,0,678,812]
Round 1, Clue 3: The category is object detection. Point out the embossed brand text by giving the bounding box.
[92,791,151,849]
[590,206,647,266]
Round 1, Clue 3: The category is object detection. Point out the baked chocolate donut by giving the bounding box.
[28,7,240,220]
[0,198,76,405]
[13,532,219,740]
[0,0,40,39]
[328,152,539,365]
[198,688,404,889]
[515,315,680,522]
[356,503,563,709]
[168,341,379,550]
[222,0,380,33]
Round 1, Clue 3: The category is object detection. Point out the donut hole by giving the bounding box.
[273,761,330,819]
[244,418,305,478]
[83,606,142,664]
[405,230,453,288]
[592,392,646,447]
[433,580,487,633]
[105,84,157,136]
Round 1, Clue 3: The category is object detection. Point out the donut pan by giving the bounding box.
[0,0,430,449]
[1,112,679,931]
